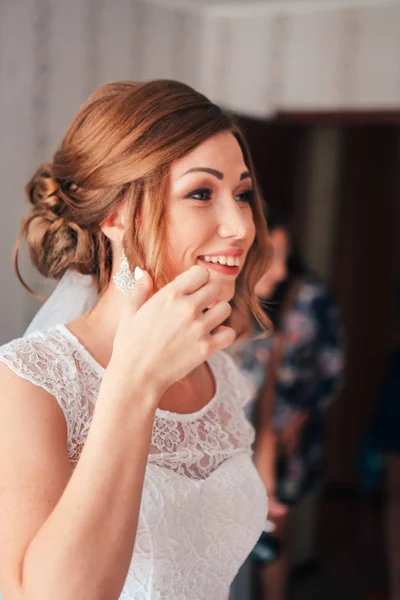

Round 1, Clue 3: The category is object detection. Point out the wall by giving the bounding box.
[0,0,148,342]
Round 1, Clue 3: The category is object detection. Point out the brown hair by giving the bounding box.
[15,79,271,332]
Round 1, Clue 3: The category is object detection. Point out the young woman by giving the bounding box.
[0,80,272,600]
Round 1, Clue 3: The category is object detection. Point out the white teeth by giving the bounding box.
[201,255,241,266]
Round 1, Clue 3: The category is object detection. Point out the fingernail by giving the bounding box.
[134,266,144,281]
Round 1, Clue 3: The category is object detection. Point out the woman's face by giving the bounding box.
[165,131,256,303]
[254,227,289,299]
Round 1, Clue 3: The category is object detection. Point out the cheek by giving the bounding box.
[241,218,256,262]
[164,212,205,274]
[249,223,256,246]
[246,210,256,244]
[167,205,216,250]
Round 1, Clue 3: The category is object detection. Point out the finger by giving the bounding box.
[127,270,153,314]
[202,301,232,332]
[209,325,236,352]
[268,498,289,519]
[192,280,224,312]
[172,265,210,295]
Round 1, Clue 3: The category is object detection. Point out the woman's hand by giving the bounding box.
[268,495,289,521]
[108,265,235,401]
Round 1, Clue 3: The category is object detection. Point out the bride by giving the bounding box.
[0,79,270,600]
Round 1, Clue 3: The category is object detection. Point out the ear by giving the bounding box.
[101,203,127,243]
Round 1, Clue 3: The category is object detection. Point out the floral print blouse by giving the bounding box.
[230,274,344,503]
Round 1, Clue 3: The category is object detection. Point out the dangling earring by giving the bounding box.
[113,250,136,293]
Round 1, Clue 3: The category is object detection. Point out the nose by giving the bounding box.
[217,198,250,240]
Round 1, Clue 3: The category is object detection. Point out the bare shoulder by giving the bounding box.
[0,361,72,595]
[0,360,70,474]
[0,360,67,435]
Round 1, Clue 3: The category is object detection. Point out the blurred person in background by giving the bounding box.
[230,212,344,600]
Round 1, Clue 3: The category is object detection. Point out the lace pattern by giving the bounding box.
[0,326,267,599]
[0,326,255,475]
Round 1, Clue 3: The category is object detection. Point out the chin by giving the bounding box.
[219,280,236,303]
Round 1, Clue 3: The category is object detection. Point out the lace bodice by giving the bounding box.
[0,325,267,600]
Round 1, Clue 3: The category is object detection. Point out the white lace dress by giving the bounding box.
[0,324,267,600]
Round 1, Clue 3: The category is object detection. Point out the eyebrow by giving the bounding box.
[181,167,251,181]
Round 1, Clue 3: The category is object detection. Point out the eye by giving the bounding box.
[185,188,212,201]
[236,189,254,203]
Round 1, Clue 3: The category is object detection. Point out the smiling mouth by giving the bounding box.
[197,255,241,275]
[198,255,241,267]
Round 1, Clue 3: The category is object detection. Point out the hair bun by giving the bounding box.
[15,164,96,287]
[26,163,61,211]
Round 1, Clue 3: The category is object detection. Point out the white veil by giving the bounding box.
[24,270,98,336]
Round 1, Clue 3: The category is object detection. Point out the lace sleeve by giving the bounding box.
[0,332,79,461]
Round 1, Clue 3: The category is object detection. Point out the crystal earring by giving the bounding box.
[113,250,136,293]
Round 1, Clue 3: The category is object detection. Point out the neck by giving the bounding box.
[69,279,214,409]
[92,283,126,332]
[74,282,128,367]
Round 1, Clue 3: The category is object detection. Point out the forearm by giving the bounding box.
[20,373,159,600]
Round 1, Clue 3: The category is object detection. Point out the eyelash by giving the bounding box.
[186,188,254,203]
